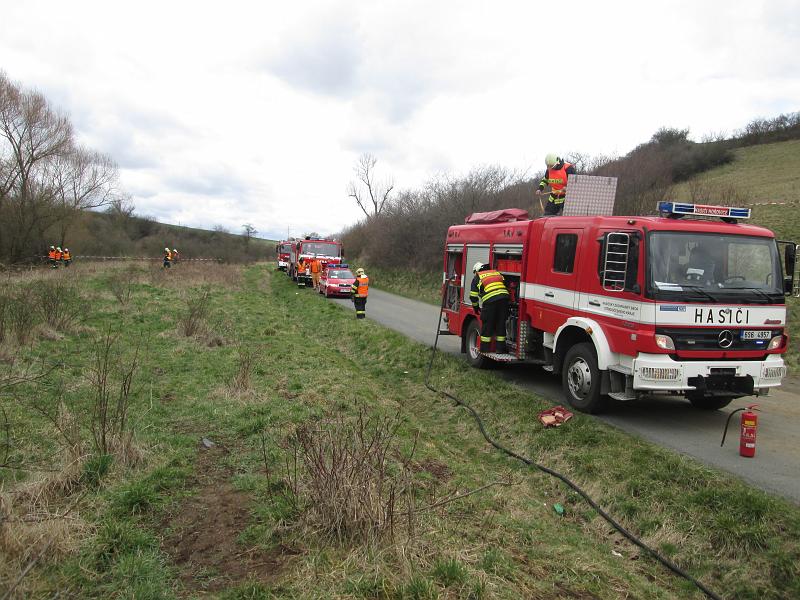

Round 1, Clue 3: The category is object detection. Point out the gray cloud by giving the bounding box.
[263,9,363,97]
[163,165,250,198]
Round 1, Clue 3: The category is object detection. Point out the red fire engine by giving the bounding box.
[276,240,292,271]
[288,237,343,286]
[441,204,796,413]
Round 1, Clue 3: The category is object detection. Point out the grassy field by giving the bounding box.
[1,263,799,599]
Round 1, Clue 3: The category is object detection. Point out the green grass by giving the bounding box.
[2,263,800,599]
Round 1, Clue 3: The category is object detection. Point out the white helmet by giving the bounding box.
[545,153,559,168]
[165,247,169,251]
[472,262,484,273]
[356,267,365,275]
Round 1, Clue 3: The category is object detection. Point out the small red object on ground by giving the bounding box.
[538,405,574,427]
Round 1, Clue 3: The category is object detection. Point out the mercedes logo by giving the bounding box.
[718,330,734,348]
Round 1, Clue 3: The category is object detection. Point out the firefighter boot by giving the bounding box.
[496,338,507,354]
[480,336,492,353]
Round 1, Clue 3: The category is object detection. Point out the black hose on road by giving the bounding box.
[423,293,723,600]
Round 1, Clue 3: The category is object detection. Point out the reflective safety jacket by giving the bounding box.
[48,249,56,260]
[351,275,369,298]
[164,250,172,261]
[63,251,71,260]
[470,269,509,308]
[55,250,62,260]
[538,161,575,201]
[310,259,322,273]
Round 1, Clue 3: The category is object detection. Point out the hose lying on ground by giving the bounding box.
[423,294,723,600]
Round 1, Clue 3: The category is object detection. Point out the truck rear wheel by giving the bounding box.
[688,394,735,410]
[562,343,607,413]
[465,320,488,369]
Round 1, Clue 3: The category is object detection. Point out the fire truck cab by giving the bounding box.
[276,241,292,271]
[288,237,343,287]
[442,204,796,413]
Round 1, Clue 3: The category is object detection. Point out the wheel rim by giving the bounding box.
[468,328,480,360]
[567,357,592,399]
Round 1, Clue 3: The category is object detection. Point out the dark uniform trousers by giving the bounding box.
[354,297,367,319]
[480,297,508,353]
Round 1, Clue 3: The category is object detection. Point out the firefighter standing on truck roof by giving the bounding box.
[470,262,510,353]
[536,153,576,216]
[351,267,369,319]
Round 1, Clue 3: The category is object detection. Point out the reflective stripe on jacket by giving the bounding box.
[48,250,56,259]
[352,275,369,298]
[470,269,508,308]
[538,162,574,202]
[63,252,71,260]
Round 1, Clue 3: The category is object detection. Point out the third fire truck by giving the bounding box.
[276,240,292,271]
[441,204,796,413]
[288,237,343,286]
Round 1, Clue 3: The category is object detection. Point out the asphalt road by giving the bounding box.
[330,288,800,504]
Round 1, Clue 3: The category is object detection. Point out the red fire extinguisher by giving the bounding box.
[720,404,760,457]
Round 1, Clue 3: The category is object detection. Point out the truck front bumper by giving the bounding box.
[631,353,786,395]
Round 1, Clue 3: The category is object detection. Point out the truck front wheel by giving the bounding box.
[465,320,488,369]
[562,343,607,413]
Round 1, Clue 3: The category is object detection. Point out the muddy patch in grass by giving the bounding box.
[161,443,289,595]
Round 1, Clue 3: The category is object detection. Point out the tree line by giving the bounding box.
[0,72,269,265]
[342,112,800,273]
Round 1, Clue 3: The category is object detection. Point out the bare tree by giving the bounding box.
[49,146,117,246]
[242,223,257,249]
[347,153,394,218]
[0,73,73,261]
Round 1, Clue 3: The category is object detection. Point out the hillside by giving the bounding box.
[670,139,800,241]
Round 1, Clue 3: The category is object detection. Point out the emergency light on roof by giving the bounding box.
[657,201,751,220]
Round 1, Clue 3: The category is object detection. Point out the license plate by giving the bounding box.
[741,330,772,340]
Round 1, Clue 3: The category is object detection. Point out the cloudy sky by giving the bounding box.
[1,0,797,240]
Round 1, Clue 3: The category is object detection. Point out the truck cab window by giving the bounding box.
[553,234,578,273]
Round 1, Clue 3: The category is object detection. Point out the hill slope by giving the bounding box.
[670,139,800,241]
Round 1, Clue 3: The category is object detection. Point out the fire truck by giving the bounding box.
[441,204,796,413]
[276,240,292,271]
[288,237,343,286]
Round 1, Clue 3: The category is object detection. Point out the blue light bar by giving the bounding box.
[657,201,751,219]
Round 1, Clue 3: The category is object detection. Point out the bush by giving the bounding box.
[32,277,84,331]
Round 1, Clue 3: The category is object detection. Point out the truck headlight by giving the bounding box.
[654,334,675,350]
[767,335,785,350]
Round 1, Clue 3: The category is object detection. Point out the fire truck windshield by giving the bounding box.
[302,242,340,256]
[648,232,783,303]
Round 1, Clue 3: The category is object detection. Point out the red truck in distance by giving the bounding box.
[441,203,796,413]
[276,241,292,271]
[288,237,343,287]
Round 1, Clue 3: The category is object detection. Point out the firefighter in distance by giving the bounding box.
[469,262,510,353]
[536,153,576,215]
[351,267,369,319]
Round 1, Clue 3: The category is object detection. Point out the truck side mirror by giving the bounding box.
[783,243,797,295]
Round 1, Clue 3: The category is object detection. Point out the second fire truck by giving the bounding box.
[288,237,343,286]
[441,204,795,413]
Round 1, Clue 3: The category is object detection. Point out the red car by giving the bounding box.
[319,265,356,298]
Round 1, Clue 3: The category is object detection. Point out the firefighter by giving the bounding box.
[48,246,57,268]
[62,247,72,267]
[310,257,322,289]
[172,248,179,263]
[351,267,369,319]
[55,247,63,266]
[536,154,576,216]
[470,262,510,354]
[163,247,172,268]
[296,257,308,287]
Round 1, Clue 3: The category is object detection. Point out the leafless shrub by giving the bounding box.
[87,330,142,463]
[280,409,419,544]
[8,286,39,345]
[31,277,84,331]
[0,291,8,344]
[107,268,137,305]
[179,286,212,337]
[229,344,260,393]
